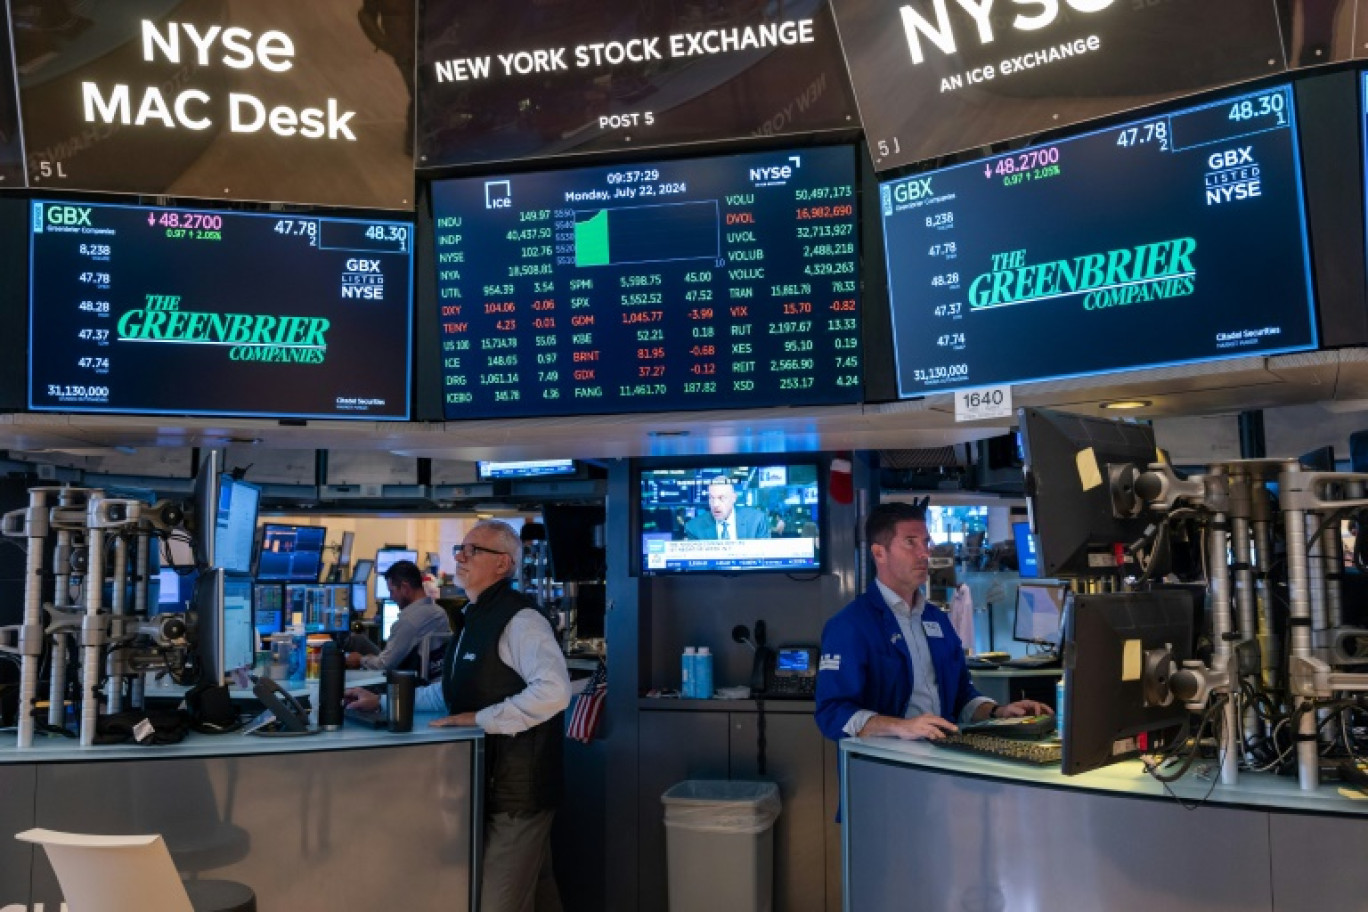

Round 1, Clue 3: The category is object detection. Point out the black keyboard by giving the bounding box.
[345,706,389,730]
[999,654,1061,670]
[960,714,1056,739]
[931,732,1062,765]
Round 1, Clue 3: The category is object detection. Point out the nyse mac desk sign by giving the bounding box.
[829,0,1286,170]
[416,0,857,168]
[9,0,416,208]
[880,84,1316,396]
[28,201,414,420]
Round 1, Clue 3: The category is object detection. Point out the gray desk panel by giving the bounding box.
[0,765,36,901]
[1270,813,1368,908]
[847,755,1272,912]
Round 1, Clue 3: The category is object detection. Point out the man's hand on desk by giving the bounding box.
[977,699,1053,721]
[344,652,363,670]
[343,687,379,713]
[860,713,958,741]
[430,712,478,728]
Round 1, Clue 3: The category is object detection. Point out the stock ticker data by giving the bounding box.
[28,201,414,419]
[880,83,1317,397]
[430,145,862,419]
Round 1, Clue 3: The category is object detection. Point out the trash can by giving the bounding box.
[661,780,781,912]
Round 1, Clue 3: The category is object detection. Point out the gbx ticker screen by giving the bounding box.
[29,201,413,418]
[880,83,1317,397]
[430,145,862,418]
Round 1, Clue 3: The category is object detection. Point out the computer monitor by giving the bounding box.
[214,476,260,574]
[1062,590,1195,776]
[1019,407,1158,578]
[256,524,328,583]
[1013,582,1069,650]
[375,548,418,602]
[190,450,221,571]
[156,567,185,610]
[194,569,255,685]
[285,583,353,634]
[381,600,401,641]
[254,583,285,639]
[352,558,375,584]
[1013,521,1041,579]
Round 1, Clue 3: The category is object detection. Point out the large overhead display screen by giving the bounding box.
[829,0,1286,171]
[10,1,416,208]
[416,0,856,168]
[29,200,413,419]
[881,83,1317,397]
[431,145,862,419]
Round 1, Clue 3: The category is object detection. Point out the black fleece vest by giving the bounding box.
[443,579,564,814]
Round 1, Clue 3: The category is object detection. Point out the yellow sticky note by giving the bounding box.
[1076,447,1103,492]
[1121,639,1142,682]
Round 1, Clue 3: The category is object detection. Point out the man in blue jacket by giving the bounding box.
[816,502,1049,741]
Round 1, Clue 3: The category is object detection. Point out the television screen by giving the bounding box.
[10,1,415,208]
[880,82,1316,397]
[477,459,577,480]
[430,145,861,418]
[416,0,856,168]
[214,476,261,574]
[28,200,413,419]
[636,462,823,575]
[257,524,328,583]
[830,0,1286,170]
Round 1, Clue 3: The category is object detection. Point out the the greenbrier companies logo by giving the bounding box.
[967,238,1196,311]
[117,294,329,363]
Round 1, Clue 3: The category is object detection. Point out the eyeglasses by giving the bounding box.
[454,542,507,560]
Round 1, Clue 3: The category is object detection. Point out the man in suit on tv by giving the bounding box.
[684,476,770,540]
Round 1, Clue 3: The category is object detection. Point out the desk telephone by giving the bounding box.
[244,676,314,735]
[734,621,818,699]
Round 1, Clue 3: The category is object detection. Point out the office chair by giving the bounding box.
[15,828,256,912]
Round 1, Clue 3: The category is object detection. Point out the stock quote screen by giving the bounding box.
[880,83,1317,397]
[431,145,861,418]
[29,201,413,419]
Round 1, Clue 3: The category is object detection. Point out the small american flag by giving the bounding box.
[566,660,607,743]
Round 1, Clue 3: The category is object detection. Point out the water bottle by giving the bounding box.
[695,647,713,700]
[682,647,697,698]
[1055,675,1066,738]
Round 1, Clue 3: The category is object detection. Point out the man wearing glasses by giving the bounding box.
[344,520,570,912]
[344,559,451,672]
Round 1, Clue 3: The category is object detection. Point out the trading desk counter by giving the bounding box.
[840,738,1368,912]
[1,714,483,911]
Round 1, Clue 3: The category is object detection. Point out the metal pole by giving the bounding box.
[79,498,107,748]
[105,534,128,714]
[1280,465,1319,790]
[1206,500,1239,785]
[15,490,51,749]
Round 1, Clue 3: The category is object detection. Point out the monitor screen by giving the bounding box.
[157,567,185,608]
[1013,582,1068,648]
[254,583,285,638]
[195,569,256,685]
[416,0,856,168]
[352,557,375,584]
[1062,590,1194,776]
[375,548,419,601]
[257,524,328,583]
[381,600,401,640]
[1019,408,1157,578]
[214,476,261,574]
[285,583,351,633]
[636,462,823,575]
[477,459,578,480]
[429,144,862,419]
[1013,521,1040,580]
[10,1,415,208]
[28,200,413,419]
[880,82,1317,397]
